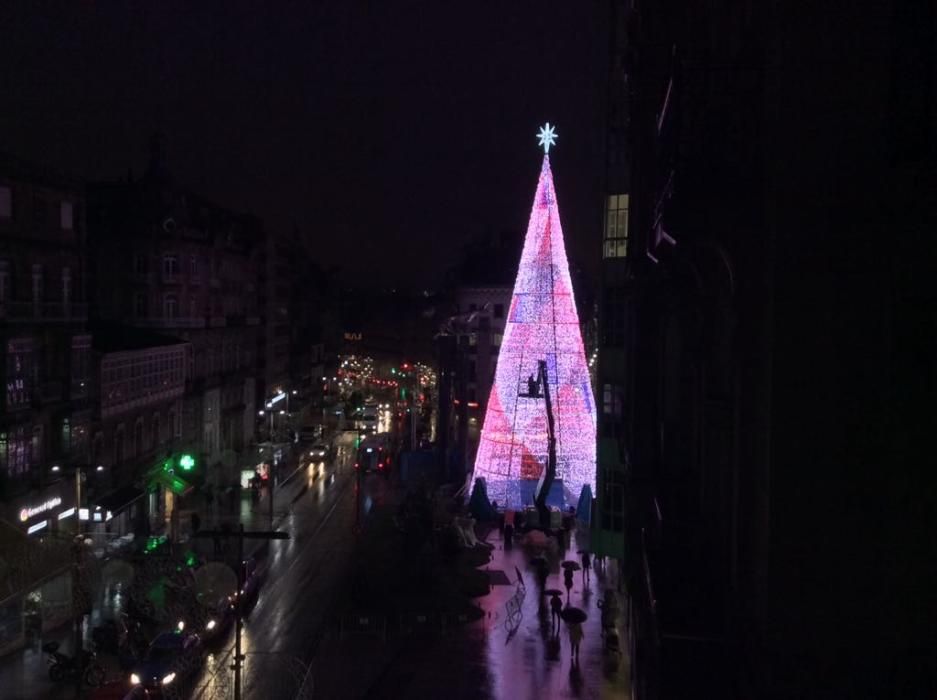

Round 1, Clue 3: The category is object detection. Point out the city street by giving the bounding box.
[189,433,389,699]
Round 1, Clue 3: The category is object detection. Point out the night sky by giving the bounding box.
[0,3,608,287]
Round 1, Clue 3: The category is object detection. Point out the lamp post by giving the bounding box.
[191,525,289,700]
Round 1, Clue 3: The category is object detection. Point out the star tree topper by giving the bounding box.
[537,123,558,154]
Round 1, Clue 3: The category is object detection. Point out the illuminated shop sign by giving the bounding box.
[19,497,63,522]
[27,520,49,535]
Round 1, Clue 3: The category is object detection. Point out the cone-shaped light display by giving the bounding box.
[472,144,596,509]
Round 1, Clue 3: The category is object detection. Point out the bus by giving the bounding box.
[355,433,392,474]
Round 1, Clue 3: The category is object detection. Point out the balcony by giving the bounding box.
[0,301,88,322]
[135,316,207,329]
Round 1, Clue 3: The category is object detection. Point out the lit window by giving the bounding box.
[603,194,629,259]
[60,201,74,230]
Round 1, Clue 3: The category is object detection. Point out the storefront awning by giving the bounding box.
[150,470,194,497]
[95,485,145,515]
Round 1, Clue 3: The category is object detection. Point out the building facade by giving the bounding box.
[87,141,261,495]
[0,153,91,655]
[88,322,188,541]
[616,1,936,697]
[0,152,92,535]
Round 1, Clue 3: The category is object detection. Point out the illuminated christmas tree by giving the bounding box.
[472,124,596,510]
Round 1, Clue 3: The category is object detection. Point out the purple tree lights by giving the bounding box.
[472,127,596,510]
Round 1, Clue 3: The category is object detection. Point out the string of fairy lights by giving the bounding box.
[472,128,597,509]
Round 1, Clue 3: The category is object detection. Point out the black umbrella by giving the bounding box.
[561,560,581,571]
[543,588,563,596]
[560,607,588,624]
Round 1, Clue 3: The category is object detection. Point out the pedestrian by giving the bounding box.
[568,621,583,664]
[581,551,591,585]
[550,593,563,633]
[563,567,574,603]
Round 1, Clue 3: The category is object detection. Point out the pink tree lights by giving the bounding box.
[472,128,596,510]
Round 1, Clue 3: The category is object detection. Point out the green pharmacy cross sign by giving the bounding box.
[178,454,196,471]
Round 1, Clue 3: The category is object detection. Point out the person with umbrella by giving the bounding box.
[560,606,588,665]
[568,620,584,665]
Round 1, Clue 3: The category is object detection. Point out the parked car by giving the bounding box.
[228,557,261,607]
[129,631,201,694]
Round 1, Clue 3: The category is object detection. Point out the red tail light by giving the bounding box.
[354,463,359,469]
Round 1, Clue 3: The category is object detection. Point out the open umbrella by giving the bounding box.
[560,606,588,624]
[543,588,563,597]
[561,560,581,571]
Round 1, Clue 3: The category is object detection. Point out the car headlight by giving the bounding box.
[162,672,176,685]
[130,673,141,685]
[206,619,217,631]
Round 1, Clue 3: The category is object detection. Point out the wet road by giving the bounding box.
[190,435,390,700]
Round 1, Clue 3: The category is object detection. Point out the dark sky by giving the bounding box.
[0,2,609,287]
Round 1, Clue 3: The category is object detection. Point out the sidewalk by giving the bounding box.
[312,485,630,699]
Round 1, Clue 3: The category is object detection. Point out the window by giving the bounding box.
[31,426,42,467]
[468,360,476,382]
[162,254,179,282]
[493,333,503,348]
[602,286,626,347]
[0,186,10,218]
[603,194,629,259]
[60,201,74,230]
[1,426,31,477]
[163,294,178,319]
[31,264,43,304]
[133,420,144,456]
[152,414,161,447]
[494,303,504,319]
[6,339,35,410]
[134,293,146,318]
[600,470,626,533]
[114,425,125,464]
[190,256,200,282]
[62,267,71,307]
[61,418,71,453]
[71,336,91,397]
[134,254,148,276]
[0,260,9,304]
[468,333,478,347]
[601,383,624,438]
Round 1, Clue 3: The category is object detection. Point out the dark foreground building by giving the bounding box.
[608,1,936,697]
